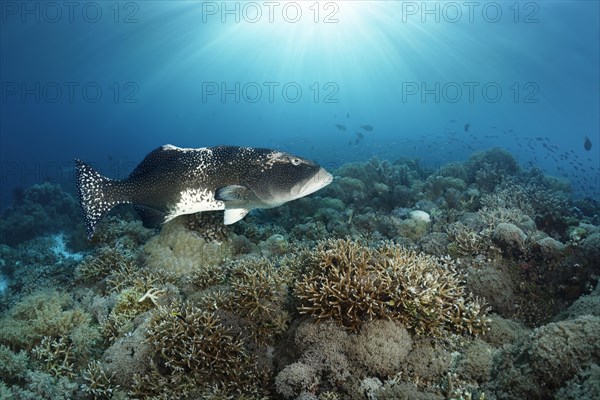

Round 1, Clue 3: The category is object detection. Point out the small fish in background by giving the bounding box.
[354,132,364,145]
[464,123,470,132]
[75,145,333,238]
[360,124,374,132]
[584,136,592,151]
[347,112,350,119]
[335,124,347,131]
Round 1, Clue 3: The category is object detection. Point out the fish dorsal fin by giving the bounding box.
[223,208,250,225]
[128,146,181,179]
[215,185,252,203]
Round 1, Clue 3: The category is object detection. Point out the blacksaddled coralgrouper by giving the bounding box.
[75,145,333,238]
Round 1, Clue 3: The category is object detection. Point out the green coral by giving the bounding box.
[0,289,96,352]
[0,344,29,383]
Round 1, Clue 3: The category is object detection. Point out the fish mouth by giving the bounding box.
[292,167,333,198]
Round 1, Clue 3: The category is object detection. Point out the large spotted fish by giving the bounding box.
[75,145,333,238]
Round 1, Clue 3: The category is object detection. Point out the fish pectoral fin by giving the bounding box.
[215,185,252,203]
[223,208,250,225]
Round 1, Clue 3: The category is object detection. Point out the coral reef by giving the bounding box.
[0,183,81,246]
[144,217,232,276]
[295,239,490,336]
[349,320,412,376]
[0,147,598,399]
[140,300,269,397]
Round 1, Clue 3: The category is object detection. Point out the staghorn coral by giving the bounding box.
[81,359,120,399]
[295,239,490,336]
[76,245,137,283]
[223,256,292,345]
[446,221,499,258]
[478,206,536,233]
[143,300,269,397]
[31,336,76,378]
[99,285,157,343]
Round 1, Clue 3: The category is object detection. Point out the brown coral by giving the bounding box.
[295,239,489,336]
[143,300,269,396]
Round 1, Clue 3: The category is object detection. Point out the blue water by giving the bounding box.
[1,1,599,209]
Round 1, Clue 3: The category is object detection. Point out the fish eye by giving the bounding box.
[291,157,301,166]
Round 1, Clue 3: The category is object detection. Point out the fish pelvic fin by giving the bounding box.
[223,208,250,225]
[75,159,129,239]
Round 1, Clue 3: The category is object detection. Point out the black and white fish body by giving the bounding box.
[75,145,333,238]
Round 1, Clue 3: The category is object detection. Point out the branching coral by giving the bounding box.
[89,215,154,249]
[446,222,499,258]
[143,300,269,397]
[295,239,490,336]
[31,336,76,378]
[223,257,292,345]
[0,289,95,351]
[81,360,120,399]
[77,246,137,283]
[100,285,161,343]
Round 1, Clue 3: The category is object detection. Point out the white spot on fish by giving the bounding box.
[164,188,224,222]
[162,144,213,155]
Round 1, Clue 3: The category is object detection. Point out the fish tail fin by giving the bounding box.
[75,159,128,239]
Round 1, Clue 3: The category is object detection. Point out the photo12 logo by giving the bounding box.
[400,81,540,104]
[201,1,340,23]
[0,1,139,23]
[202,81,339,104]
[399,1,540,23]
[1,81,140,104]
